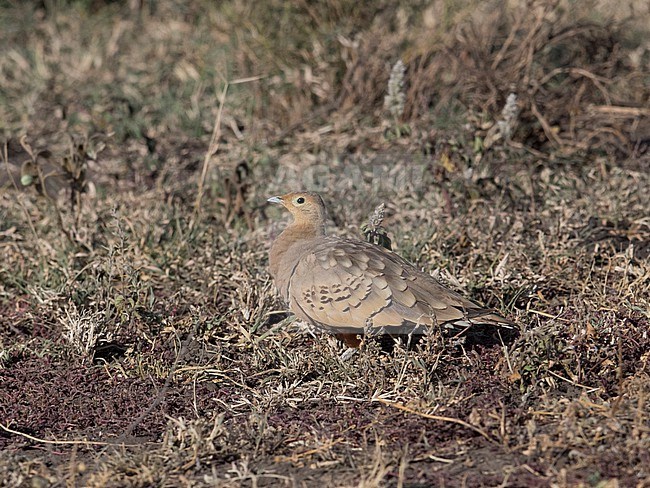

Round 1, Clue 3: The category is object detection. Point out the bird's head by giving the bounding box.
[267,191,328,229]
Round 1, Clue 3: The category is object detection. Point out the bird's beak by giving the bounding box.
[267,196,283,205]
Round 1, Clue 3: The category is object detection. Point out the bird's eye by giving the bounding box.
[296,197,305,204]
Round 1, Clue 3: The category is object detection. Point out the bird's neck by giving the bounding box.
[285,219,325,239]
[269,221,325,278]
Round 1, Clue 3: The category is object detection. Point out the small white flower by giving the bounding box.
[384,60,406,120]
[496,93,519,140]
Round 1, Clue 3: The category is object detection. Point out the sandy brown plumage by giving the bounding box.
[268,191,516,346]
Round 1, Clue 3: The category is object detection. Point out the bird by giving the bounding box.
[267,191,516,348]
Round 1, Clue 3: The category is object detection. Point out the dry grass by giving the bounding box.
[1,0,649,486]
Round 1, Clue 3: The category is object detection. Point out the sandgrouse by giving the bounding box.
[268,191,516,347]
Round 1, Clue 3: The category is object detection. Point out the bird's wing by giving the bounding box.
[287,238,514,334]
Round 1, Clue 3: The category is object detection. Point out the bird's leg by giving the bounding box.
[335,333,363,348]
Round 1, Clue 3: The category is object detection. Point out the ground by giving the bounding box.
[0,1,649,487]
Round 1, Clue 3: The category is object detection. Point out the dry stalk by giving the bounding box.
[0,422,143,448]
[191,75,263,232]
[373,398,498,445]
[2,142,41,252]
